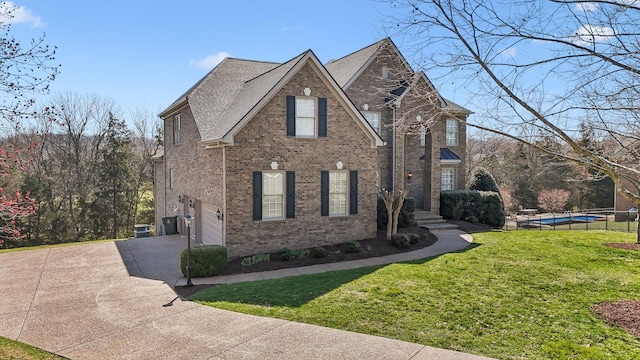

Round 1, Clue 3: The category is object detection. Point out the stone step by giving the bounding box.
[414,212,444,221]
[417,219,447,225]
[421,222,459,231]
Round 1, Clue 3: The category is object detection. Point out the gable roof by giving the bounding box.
[325,37,412,89]
[325,38,472,115]
[159,51,384,147]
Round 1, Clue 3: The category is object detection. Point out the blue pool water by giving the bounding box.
[533,215,604,225]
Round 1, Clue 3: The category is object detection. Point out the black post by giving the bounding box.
[186,214,193,287]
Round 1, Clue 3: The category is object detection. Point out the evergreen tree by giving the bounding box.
[91,113,136,239]
[468,168,500,193]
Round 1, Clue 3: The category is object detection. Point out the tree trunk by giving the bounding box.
[381,190,395,240]
[392,190,409,236]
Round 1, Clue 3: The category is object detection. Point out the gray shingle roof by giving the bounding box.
[325,39,386,88]
[159,50,383,146]
[442,99,473,115]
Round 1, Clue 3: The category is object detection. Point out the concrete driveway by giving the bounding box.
[0,235,493,359]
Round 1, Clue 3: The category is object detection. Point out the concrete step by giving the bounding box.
[417,218,447,225]
[414,212,444,221]
[421,222,459,231]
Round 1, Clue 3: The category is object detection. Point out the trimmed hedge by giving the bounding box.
[180,245,227,278]
[377,197,416,229]
[440,190,506,228]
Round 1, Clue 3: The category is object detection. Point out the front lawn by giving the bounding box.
[0,336,64,359]
[192,230,640,359]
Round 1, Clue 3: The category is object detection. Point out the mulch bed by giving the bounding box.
[175,226,436,298]
[593,300,640,337]
[603,243,640,251]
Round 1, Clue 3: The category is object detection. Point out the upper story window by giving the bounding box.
[173,114,181,145]
[296,97,316,137]
[382,66,389,79]
[445,118,458,146]
[286,95,327,138]
[169,168,175,189]
[420,124,426,147]
[363,111,381,133]
[441,168,455,191]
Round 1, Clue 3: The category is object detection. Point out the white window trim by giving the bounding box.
[262,171,285,221]
[420,124,426,147]
[363,110,381,133]
[329,170,349,217]
[169,168,175,189]
[445,118,458,147]
[441,168,455,191]
[173,114,181,145]
[295,96,317,138]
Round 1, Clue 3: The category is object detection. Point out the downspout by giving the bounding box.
[391,104,396,191]
[222,146,227,246]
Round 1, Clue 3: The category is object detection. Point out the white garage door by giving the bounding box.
[200,203,223,246]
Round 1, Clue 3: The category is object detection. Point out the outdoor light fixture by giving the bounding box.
[184,214,193,287]
[189,199,194,208]
[178,195,183,203]
[407,172,413,180]
[216,209,223,221]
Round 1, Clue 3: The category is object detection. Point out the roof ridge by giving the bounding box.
[326,38,387,65]
[243,50,310,84]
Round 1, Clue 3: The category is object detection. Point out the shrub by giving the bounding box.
[345,241,362,253]
[377,197,416,229]
[180,245,227,278]
[241,253,270,267]
[441,190,506,228]
[390,233,411,248]
[310,247,327,258]
[278,248,294,261]
[406,233,421,244]
[468,168,501,194]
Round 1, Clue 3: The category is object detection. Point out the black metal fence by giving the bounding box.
[503,208,638,233]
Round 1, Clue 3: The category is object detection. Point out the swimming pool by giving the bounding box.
[530,215,605,225]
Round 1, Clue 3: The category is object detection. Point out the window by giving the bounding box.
[169,168,175,189]
[173,114,181,145]
[420,124,426,147]
[262,171,284,220]
[253,171,295,221]
[382,66,389,79]
[363,111,381,132]
[321,170,358,216]
[446,118,458,146]
[286,96,327,138]
[441,168,455,191]
[329,171,348,216]
[295,98,315,137]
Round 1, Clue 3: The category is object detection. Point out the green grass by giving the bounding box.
[192,231,640,359]
[0,336,64,359]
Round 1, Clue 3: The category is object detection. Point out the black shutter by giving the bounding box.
[286,171,295,218]
[318,97,327,137]
[349,170,358,215]
[286,95,296,136]
[253,171,262,220]
[321,170,329,216]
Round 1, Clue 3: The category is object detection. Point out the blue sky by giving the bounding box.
[5,0,420,120]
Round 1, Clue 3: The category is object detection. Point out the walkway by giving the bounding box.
[0,230,494,360]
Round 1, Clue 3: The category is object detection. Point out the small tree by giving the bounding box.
[468,168,500,194]
[0,144,37,245]
[538,189,570,213]
[381,189,408,240]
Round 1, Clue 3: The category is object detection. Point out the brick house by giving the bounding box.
[154,38,470,258]
[325,38,471,212]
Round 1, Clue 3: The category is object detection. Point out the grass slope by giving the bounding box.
[192,231,640,359]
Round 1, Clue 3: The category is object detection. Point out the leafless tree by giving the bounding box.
[384,0,640,241]
[0,3,59,122]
